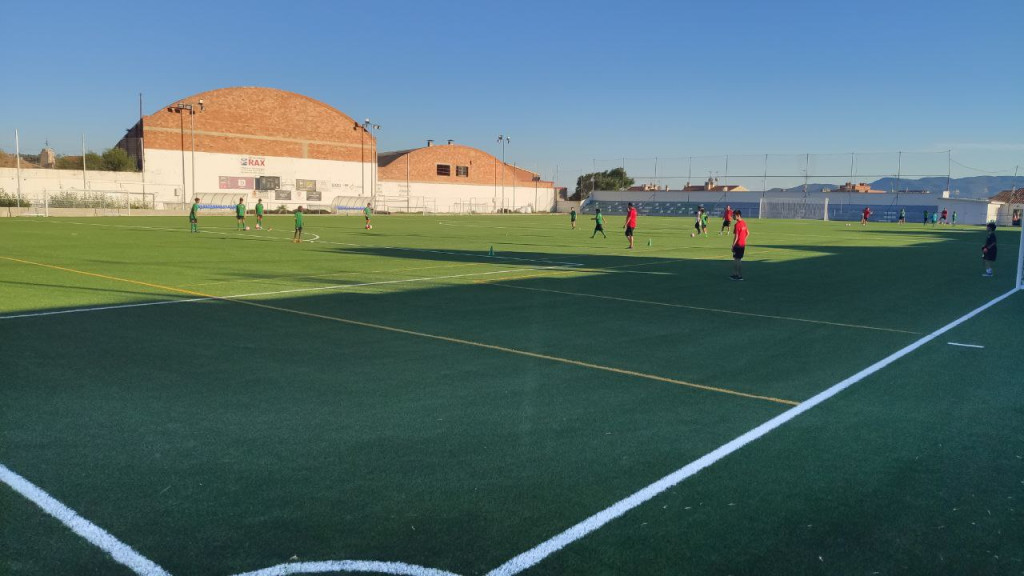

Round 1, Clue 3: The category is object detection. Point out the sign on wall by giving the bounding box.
[296,179,317,192]
[274,190,292,201]
[219,176,255,190]
[306,191,322,201]
[257,176,281,190]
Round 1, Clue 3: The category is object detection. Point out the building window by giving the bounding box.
[456,165,469,177]
[437,164,451,176]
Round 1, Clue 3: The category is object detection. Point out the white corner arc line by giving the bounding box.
[0,463,171,576]
[484,287,1020,576]
[230,560,462,576]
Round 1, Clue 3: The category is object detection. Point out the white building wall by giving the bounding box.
[0,167,144,202]
[144,149,371,209]
[377,181,556,213]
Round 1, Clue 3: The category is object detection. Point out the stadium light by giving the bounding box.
[360,119,381,202]
[169,102,201,209]
[498,134,510,213]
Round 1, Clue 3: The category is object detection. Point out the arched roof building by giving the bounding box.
[377,141,555,213]
[119,86,375,208]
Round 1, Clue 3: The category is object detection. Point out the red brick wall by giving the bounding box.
[143,86,373,162]
[378,143,552,187]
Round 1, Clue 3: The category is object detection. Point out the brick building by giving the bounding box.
[118,86,375,209]
[377,141,555,213]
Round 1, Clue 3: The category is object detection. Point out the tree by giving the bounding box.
[574,167,634,200]
[102,147,137,172]
[54,148,138,172]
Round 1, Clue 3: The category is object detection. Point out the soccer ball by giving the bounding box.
[690,233,695,238]
[367,224,373,230]
[245,226,250,231]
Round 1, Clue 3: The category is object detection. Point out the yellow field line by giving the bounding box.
[482,282,921,335]
[2,256,798,406]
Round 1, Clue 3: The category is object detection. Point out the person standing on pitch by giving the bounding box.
[624,202,637,249]
[898,208,906,225]
[591,208,606,238]
[951,211,957,227]
[981,222,997,277]
[570,207,577,229]
[293,206,304,243]
[236,197,247,230]
[720,204,733,235]
[364,203,373,230]
[730,210,749,281]
[255,198,264,230]
[189,197,200,233]
[923,210,929,226]
[861,206,872,225]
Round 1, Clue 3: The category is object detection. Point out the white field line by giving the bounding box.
[230,561,462,576]
[0,463,171,576]
[947,342,985,349]
[0,297,209,320]
[0,267,560,321]
[484,287,1020,576]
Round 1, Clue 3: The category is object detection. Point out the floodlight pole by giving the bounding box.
[170,102,201,209]
[498,134,510,212]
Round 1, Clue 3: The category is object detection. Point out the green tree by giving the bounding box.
[102,147,138,171]
[54,149,137,171]
[574,167,634,200]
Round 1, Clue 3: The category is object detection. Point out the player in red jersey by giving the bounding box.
[730,210,749,281]
[624,202,637,249]
[860,206,872,225]
[720,205,733,235]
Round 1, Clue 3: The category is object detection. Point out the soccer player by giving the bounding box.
[364,203,373,229]
[624,202,637,249]
[700,209,709,236]
[923,210,929,226]
[189,197,200,233]
[951,211,957,227]
[570,207,577,229]
[730,210,749,281]
[236,197,247,230]
[939,208,948,225]
[255,199,264,230]
[861,206,872,225]
[293,206,304,243]
[720,205,733,235]
[898,208,906,225]
[692,206,703,237]
[981,222,997,277]
[931,211,938,227]
[591,208,606,238]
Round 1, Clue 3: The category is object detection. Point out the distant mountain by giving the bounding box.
[783,176,1020,199]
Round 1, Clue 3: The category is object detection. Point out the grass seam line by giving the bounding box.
[0,463,171,576]
[482,282,921,335]
[483,287,1021,576]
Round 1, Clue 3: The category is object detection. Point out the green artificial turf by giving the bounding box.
[1,214,1021,575]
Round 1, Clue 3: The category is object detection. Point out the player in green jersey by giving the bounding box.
[255,199,264,230]
[293,206,304,243]
[570,208,577,229]
[189,198,200,233]
[364,203,373,230]
[236,197,247,230]
[591,208,606,238]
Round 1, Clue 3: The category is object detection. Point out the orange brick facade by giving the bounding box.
[378,143,552,188]
[139,87,374,163]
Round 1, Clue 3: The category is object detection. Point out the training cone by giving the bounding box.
[488,245,494,257]
[647,238,652,247]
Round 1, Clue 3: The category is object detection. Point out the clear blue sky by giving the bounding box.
[3,0,1021,189]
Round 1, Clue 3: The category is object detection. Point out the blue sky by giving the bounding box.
[2,0,1021,188]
